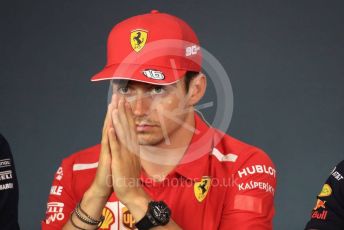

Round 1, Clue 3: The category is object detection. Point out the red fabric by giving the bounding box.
[233,195,263,213]
[91,10,202,84]
[42,113,276,229]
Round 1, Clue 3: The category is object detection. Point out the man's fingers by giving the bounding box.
[109,94,118,127]
[99,104,114,167]
[111,94,127,142]
[111,107,127,146]
[97,104,112,189]
[108,127,120,160]
[125,100,137,142]
[112,94,119,110]
[101,104,113,149]
[110,94,139,155]
[102,104,111,137]
[118,97,131,137]
[112,97,130,145]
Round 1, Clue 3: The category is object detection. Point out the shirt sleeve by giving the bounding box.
[219,149,276,230]
[305,160,344,230]
[0,134,20,230]
[41,158,76,229]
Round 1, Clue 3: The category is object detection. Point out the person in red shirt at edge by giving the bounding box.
[42,10,277,230]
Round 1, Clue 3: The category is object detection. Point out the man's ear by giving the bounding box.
[186,73,207,106]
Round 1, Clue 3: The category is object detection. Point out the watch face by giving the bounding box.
[150,201,171,225]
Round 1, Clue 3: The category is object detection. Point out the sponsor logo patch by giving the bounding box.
[0,170,12,181]
[311,198,328,220]
[0,182,13,190]
[185,45,200,56]
[99,206,115,229]
[237,165,276,178]
[55,167,63,181]
[142,69,165,80]
[45,202,65,224]
[238,180,275,195]
[130,29,148,52]
[0,158,11,168]
[318,184,332,197]
[313,199,326,210]
[122,206,136,229]
[50,185,63,196]
[311,210,328,220]
[194,176,211,202]
[331,167,343,181]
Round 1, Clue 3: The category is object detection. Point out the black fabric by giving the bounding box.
[305,160,344,230]
[0,134,20,230]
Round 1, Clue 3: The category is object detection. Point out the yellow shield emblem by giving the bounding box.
[99,207,115,229]
[130,29,148,52]
[194,176,211,202]
[318,184,332,197]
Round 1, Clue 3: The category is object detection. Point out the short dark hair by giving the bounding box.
[184,71,200,93]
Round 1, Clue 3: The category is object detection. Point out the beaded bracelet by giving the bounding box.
[77,202,105,225]
[72,202,105,228]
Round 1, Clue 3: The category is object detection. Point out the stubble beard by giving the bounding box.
[137,130,168,146]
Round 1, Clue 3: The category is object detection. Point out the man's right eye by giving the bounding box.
[118,87,130,94]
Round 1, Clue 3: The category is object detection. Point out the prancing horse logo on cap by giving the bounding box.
[130,29,148,52]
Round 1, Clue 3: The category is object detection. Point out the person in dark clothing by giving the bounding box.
[305,160,344,230]
[0,134,20,229]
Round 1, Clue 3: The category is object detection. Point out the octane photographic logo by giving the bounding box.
[107,39,233,166]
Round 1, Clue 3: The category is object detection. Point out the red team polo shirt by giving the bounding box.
[42,113,276,229]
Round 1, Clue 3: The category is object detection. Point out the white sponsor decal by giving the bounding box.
[238,165,276,178]
[0,183,13,190]
[238,180,275,195]
[142,69,165,80]
[185,45,200,56]
[0,170,12,181]
[50,185,63,196]
[55,167,63,181]
[45,202,65,224]
[73,162,98,171]
[0,158,11,168]
[212,148,238,162]
[331,167,343,181]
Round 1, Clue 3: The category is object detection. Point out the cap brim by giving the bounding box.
[90,63,187,85]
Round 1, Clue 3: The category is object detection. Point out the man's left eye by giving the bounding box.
[151,87,165,94]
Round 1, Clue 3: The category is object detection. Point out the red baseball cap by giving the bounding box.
[90,10,202,85]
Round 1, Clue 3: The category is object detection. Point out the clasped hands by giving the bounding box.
[90,94,148,206]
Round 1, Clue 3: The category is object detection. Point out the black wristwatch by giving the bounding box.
[135,201,171,230]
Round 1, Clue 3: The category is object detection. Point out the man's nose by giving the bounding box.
[131,94,151,117]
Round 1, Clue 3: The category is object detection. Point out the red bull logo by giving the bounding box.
[311,198,328,220]
[311,210,328,220]
[313,199,326,210]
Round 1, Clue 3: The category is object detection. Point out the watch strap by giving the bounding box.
[135,211,158,230]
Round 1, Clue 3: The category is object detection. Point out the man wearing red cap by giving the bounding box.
[42,10,276,230]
